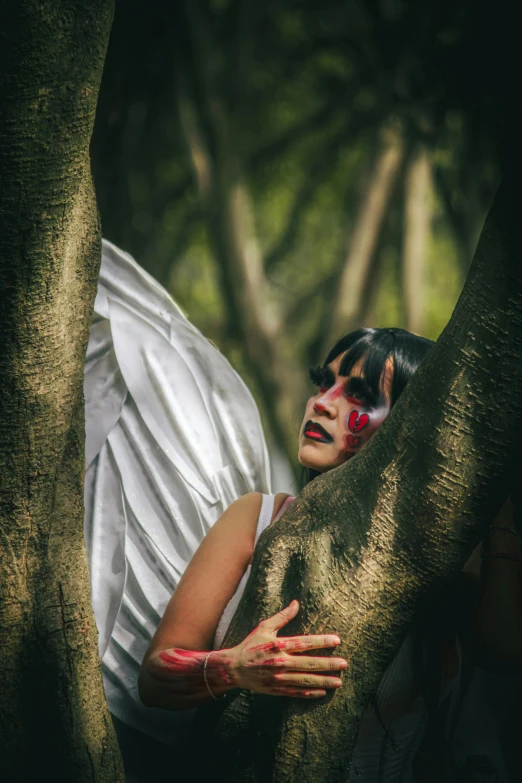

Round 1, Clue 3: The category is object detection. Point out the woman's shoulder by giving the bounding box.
[228,491,265,511]
[226,491,293,519]
[215,492,265,533]
[271,492,294,523]
[220,491,294,539]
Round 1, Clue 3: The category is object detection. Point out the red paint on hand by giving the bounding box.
[250,640,287,653]
[228,601,347,699]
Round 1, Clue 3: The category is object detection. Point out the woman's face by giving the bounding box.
[298,353,393,473]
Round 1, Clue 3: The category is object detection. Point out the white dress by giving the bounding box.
[84,239,272,746]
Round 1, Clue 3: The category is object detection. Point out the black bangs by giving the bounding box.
[323,327,434,408]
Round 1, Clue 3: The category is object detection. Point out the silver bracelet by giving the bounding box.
[203,651,226,701]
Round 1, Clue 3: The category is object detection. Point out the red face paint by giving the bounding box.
[348,410,370,434]
[298,355,392,473]
[345,434,362,450]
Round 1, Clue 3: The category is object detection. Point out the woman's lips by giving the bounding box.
[303,420,333,443]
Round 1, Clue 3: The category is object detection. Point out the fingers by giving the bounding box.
[274,672,343,689]
[262,600,300,632]
[281,634,341,653]
[271,687,327,699]
[280,654,347,672]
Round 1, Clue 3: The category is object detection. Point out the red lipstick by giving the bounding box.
[303,420,333,443]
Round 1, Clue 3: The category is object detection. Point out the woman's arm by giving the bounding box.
[138,493,346,710]
[140,600,346,710]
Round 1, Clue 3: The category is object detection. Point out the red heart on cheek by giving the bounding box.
[348,410,370,434]
[346,434,362,450]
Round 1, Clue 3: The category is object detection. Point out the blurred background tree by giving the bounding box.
[91,0,501,483]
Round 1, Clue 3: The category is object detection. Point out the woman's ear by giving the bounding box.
[382,357,394,404]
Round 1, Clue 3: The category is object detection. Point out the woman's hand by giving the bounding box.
[226,600,347,699]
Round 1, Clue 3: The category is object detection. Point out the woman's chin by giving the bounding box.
[298,441,339,473]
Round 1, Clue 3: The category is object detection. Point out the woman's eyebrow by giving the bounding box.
[322,367,336,385]
[309,365,336,386]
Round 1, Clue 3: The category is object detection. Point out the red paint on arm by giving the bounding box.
[154,647,234,693]
[155,649,207,694]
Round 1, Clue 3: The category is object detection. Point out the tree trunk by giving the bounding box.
[194,180,522,782]
[0,3,122,782]
[402,144,431,335]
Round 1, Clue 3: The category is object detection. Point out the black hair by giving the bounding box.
[304,327,434,484]
[322,327,434,408]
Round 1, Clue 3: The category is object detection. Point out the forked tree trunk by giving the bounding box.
[0,3,122,782]
[195,180,522,782]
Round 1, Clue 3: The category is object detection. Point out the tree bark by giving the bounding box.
[402,144,431,335]
[0,3,122,782]
[324,125,404,352]
[194,180,522,782]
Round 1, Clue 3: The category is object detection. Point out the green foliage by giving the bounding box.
[91,0,500,465]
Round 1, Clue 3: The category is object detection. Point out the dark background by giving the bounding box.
[91,0,517,481]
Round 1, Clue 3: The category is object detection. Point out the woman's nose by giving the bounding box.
[313,397,336,417]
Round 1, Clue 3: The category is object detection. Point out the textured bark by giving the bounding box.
[195,180,522,782]
[0,3,122,782]
[402,144,431,335]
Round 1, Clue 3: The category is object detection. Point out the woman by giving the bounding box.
[138,325,522,781]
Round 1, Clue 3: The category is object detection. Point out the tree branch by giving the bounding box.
[249,100,343,171]
[173,6,309,471]
[282,272,339,331]
[265,131,348,273]
[433,165,476,274]
[324,124,405,351]
[151,207,202,287]
[402,143,431,335]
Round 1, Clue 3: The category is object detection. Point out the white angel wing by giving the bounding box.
[84,239,271,744]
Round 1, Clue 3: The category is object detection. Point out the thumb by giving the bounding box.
[263,600,300,632]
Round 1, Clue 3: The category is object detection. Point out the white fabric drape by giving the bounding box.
[84,239,271,744]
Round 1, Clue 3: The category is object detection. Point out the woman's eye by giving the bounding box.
[346,392,368,406]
